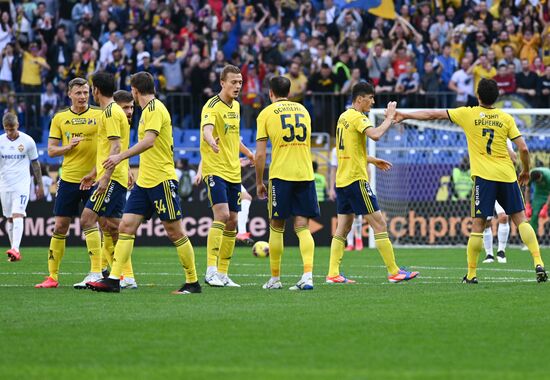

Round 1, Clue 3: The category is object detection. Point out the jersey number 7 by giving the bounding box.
[280,114,307,142]
[482,128,494,155]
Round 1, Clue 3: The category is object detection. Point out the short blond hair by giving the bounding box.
[2,113,18,127]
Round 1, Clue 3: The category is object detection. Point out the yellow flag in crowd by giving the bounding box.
[369,0,396,19]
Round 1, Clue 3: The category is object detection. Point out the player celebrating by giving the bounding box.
[76,72,135,289]
[87,72,200,294]
[35,78,102,289]
[395,78,547,283]
[0,113,44,261]
[200,65,254,288]
[255,76,319,291]
[327,83,419,284]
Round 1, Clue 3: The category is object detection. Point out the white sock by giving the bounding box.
[6,221,13,248]
[497,222,510,252]
[353,216,362,239]
[346,229,353,246]
[271,276,280,282]
[237,199,251,234]
[483,227,493,256]
[301,272,312,282]
[206,266,218,275]
[11,218,24,251]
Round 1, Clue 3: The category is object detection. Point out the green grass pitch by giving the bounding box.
[1,245,549,380]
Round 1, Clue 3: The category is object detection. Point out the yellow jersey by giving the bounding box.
[97,102,130,188]
[472,65,496,92]
[136,98,177,188]
[49,106,102,183]
[200,95,241,183]
[335,108,372,187]
[256,100,314,181]
[448,106,521,182]
[21,52,45,86]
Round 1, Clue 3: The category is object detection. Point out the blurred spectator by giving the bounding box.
[396,61,420,107]
[241,60,265,129]
[449,57,475,107]
[333,48,351,92]
[41,82,58,117]
[516,59,538,106]
[430,12,452,47]
[0,11,13,53]
[538,66,550,108]
[494,63,516,95]
[498,45,521,73]
[0,43,14,91]
[366,43,390,86]
[450,156,473,201]
[283,61,307,103]
[419,61,440,107]
[468,53,496,92]
[336,9,362,35]
[47,26,71,81]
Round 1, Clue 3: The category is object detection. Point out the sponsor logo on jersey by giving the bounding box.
[71,118,87,125]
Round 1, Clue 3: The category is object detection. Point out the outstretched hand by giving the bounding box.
[372,158,392,171]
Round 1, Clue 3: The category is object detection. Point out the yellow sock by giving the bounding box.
[328,235,346,277]
[175,236,198,283]
[84,227,102,273]
[467,232,483,280]
[122,256,134,278]
[218,230,237,275]
[518,222,544,267]
[48,233,66,281]
[269,225,284,277]
[374,232,400,275]
[101,232,114,268]
[296,227,314,274]
[207,221,225,268]
[110,233,135,279]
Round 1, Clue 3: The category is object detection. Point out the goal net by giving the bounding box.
[368,108,550,247]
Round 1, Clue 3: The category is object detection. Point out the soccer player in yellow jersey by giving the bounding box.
[35,78,103,289]
[74,72,136,289]
[395,78,547,283]
[200,65,254,288]
[87,72,200,294]
[327,82,419,284]
[255,76,319,290]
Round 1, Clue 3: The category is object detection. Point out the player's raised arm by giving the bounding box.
[254,139,268,199]
[394,109,449,123]
[365,101,397,141]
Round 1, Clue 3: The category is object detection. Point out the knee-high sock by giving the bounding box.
[84,227,102,273]
[346,229,354,246]
[11,217,24,251]
[122,257,134,278]
[206,221,225,272]
[238,199,251,234]
[109,233,135,279]
[268,225,284,278]
[101,232,115,268]
[483,226,493,255]
[218,230,237,275]
[374,232,400,275]
[6,220,13,248]
[467,233,483,280]
[497,222,510,252]
[518,222,543,267]
[174,236,198,283]
[353,216,362,239]
[328,235,346,277]
[48,233,66,281]
[296,227,314,274]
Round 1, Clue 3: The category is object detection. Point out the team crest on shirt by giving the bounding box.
[17,144,24,152]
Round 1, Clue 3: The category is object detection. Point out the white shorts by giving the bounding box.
[0,190,30,217]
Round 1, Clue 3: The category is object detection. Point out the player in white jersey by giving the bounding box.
[329,147,363,251]
[482,139,515,264]
[0,113,44,261]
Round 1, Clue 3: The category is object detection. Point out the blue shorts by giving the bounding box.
[268,178,320,220]
[54,179,93,217]
[204,175,241,212]
[84,180,126,218]
[472,177,524,218]
[124,180,182,221]
[336,180,380,215]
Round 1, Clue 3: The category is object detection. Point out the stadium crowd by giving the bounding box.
[1,0,550,138]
